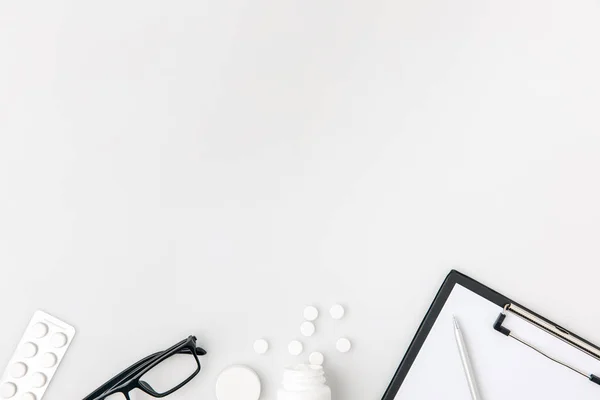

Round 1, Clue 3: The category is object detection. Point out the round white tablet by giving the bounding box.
[41,353,58,368]
[51,333,68,348]
[303,306,319,321]
[0,383,17,399]
[10,362,27,379]
[21,393,36,400]
[336,337,352,353]
[300,321,315,337]
[253,339,269,355]
[215,365,261,400]
[288,340,303,356]
[31,323,48,339]
[20,342,37,359]
[330,304,345,320]
[29,373,47,388]
[309,351,324,366]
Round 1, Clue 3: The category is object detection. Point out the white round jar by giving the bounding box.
[278,364,331,400]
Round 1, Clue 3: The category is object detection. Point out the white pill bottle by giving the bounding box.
[278,364,332,400]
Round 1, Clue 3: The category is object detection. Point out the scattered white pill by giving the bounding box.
[31,323,49,339]
[21,393,36,400]
[29,373,47,388]
[330,304,345,320]
[336,338,352,353]
[253,339,269,355]
[300,321,316,337]
[303,306,319,321]
[51,332,68,348]
[309,352,325,366]
[288,340,303,356]
[41,353,58,368]
[0,383,17,399]
[10,362,28,379]
[20,342,37,359]
[216,365,261,400]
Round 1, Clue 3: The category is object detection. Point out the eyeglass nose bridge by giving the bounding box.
[139,380,155,394]
[196,347,207,356]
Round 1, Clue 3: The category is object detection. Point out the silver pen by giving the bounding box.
[453,316,482,400]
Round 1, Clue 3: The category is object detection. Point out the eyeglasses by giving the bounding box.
[83,336,207,400]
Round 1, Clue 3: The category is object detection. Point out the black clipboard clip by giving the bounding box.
[494,303,600,386]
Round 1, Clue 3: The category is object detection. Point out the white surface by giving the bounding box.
[288,341,304,356]
[2,1,600,400]
[303,307,320,322]
[395,284,600,399]
[215,365,261,400]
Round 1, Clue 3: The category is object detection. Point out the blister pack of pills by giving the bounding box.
[0,311,75,400]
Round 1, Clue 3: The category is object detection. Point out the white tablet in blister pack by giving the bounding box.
[0,311,75,400]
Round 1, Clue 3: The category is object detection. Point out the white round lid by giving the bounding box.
[216,365,261,400]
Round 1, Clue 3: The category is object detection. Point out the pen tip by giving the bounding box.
[453,315,459,329]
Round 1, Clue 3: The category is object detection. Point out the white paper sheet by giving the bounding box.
[395,284,600,399]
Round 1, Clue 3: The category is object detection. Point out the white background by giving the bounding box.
[1,0,600,399]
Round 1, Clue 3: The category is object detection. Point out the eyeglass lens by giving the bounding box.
[140,352,199,394]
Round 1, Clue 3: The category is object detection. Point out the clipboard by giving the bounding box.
[381,270,600,400]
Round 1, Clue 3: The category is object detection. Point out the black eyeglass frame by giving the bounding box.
[83,335,207,400]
